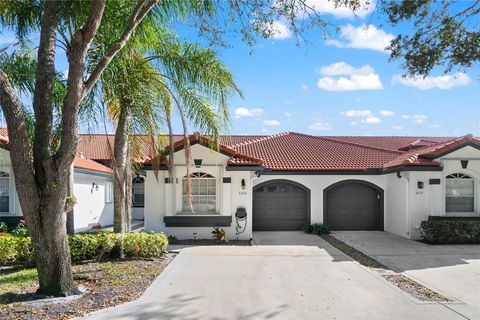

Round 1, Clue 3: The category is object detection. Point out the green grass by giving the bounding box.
[0,268,37,304]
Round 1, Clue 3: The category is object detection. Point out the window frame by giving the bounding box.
[182,172,217,214]
[0,171,9,214]
[105,181,113,204]
[445,173,475,213]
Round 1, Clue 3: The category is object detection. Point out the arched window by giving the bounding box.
[0,171,9,213]
[132,176,145,208]
[182,172,216,213]
[446,173,474,212]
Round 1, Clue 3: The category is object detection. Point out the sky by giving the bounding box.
[0,1,478,137]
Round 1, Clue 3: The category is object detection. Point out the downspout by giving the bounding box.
[397,171,410,237]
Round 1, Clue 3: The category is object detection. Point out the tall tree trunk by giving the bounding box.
[113,107,130,233]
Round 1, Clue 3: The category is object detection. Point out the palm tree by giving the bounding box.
[92,32,241,233]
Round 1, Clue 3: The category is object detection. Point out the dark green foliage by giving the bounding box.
[420,220,480,244]
[0,231,169,266]
[211,227,226,241]
[304,223,330,235]
[383,0,480,76]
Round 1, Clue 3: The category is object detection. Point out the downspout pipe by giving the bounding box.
[397,171,410,237]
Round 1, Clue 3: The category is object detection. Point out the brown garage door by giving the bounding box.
[253,181,309,231]
[325,181,383,231]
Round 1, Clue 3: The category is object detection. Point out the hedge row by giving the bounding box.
[420,220,480,244]
[0,231,168,266]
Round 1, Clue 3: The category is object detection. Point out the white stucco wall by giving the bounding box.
[143,144,255,240]
[385,173,408,238]
[0,148,27,217]
[73,171,113,232]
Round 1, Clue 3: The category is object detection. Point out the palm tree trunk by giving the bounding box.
[177,106,193,212]
[113,106,130,233]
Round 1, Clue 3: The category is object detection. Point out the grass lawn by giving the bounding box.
[0,254,175,320]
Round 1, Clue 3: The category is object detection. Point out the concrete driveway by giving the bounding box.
[333,231,480,320]
[83,232,469,320]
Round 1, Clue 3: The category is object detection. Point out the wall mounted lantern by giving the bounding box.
[241,179,246,190]
[91,182,99,193]
[417,181,424,189]
[194,159,202,168]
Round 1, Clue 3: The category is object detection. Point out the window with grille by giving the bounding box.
[182,172,216,213]
[132,176,145,207]
[446,173,474,212]
[0,171,9,213]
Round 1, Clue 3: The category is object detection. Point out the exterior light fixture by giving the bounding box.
[241,179,246,190]
[417,181,424,189]
[193,232,197,240]
[194,159,202,168]
[91,182,99,193]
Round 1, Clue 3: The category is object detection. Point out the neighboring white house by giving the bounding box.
[1,129,479,240]
[0,137,114,233]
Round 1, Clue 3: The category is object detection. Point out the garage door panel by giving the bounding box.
[326,182,382,231]
[253,181,309,231]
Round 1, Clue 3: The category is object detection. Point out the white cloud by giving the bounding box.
[401,115,410,119]
[380,110,395,116]
[344,109,373,117]
[304,0,375,19]
[308,120,332,131]
[261,128,269,133]
[326,24,394,52]
[284,112,293,117]
[267,20,292,40]
[234,107,263,118]
[391,73,472,90]
[412,114,427,124]
[350,121,358,126]
[300,84,309,91]
[263,119,280,126]
[317,62,382,91]
[361,116,381,124]
[392,125,403,130]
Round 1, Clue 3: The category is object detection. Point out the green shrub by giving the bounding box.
[304,223,330,235]
[420,220,480,244]
[122,232,168,258]
[0,231,168,266]
[0,234,34,266]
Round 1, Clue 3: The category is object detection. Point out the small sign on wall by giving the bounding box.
[238,191,247,195]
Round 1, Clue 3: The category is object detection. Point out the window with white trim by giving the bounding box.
[182,172,216,213]
[446,173,474,212]
[132,176,145,208]
[105,181,113,204]
[0,171,9,213]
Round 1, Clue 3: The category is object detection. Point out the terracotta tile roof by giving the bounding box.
[233,132,402,171]
[73,157,112,174]
[0,128,476,172]
[324,136,452,152]
[382,135,480,170]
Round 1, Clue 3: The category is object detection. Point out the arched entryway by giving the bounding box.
[324,180,384,231]
[253,180,310,231]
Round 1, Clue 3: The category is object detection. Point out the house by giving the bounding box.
[0,129,114,233]
[1,129,479,240]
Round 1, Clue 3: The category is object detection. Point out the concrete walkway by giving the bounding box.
[332,231,480,320]
[83,232,469,320]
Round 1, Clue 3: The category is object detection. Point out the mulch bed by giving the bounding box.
[0,254,175,320]
[384,274,450,302]
[320,234,389,269]
[170,239,251,246]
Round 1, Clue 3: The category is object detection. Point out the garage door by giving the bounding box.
[325,181,383,231]
[253,181,309,231]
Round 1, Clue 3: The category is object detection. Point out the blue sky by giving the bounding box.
[0,1,478,137]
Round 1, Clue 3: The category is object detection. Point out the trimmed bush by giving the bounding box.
[0,234,35,266]
[420,220,480,244]
[304,223,330,235]
[0,231,168,266]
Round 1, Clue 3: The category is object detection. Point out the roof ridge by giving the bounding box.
[231,131,291,147]
[318,136,403,154]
